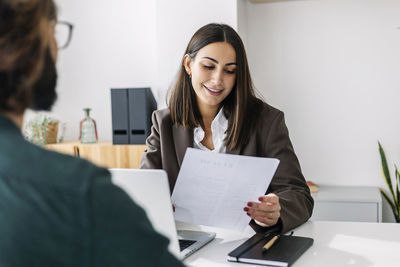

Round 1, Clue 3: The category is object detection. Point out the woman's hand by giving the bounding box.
[244,193,281,227]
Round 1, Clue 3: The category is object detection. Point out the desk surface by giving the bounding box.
[179,221,400,267]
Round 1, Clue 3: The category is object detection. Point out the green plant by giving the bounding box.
[23,115,58,145]
[378,142,400,222]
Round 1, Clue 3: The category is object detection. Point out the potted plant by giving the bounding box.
[23,115,59,145]
[378,142,400,222]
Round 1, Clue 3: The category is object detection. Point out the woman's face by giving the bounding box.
[184,42,237,109]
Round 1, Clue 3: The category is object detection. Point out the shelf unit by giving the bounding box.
[311,185,382,222]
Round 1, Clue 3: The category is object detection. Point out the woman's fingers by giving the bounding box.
[259,193,279,204]
[245,208,280,225]
[245,206,279,219]
[245,201,280,212]
[244,193,281,226]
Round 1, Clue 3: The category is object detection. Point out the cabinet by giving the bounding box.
[311,186,382,222]
[45,141,146,169]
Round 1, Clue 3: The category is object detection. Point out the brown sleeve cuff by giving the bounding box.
[249,218,283,234]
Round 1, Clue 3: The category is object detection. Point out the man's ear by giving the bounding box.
[183,54,192,76]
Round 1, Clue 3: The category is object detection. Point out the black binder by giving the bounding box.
[111,89,129,144]
[110,87,157,144]
[227,232,313,267]
[127,88,156,144]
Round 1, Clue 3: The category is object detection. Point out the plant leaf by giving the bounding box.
[380,188,399,220]
[378,142,395,199]
[395,165,400,217]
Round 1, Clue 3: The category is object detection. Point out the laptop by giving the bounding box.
[109,168,216,259]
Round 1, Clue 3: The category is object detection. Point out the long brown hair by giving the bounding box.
[168,23,263,151]
[0,0,57,114]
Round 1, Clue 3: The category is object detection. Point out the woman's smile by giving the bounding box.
[203,85,224,96]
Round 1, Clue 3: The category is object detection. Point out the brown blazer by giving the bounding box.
[139,103,313,233]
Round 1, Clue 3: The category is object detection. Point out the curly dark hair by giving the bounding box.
[0,0,57,114]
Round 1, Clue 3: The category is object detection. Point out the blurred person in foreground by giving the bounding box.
[0,0,184,266]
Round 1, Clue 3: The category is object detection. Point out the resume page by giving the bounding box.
[171,148,279,232]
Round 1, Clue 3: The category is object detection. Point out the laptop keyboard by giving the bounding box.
[179,239,196,251]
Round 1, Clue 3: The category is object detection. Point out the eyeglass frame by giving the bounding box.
[56,21,74,50]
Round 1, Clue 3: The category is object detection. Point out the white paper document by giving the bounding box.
[171,148,279,232]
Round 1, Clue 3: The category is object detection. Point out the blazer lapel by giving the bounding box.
[172,125,193,167]
[227,132,257,156]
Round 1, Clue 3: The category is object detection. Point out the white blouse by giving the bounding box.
[193,108,269,228]
[193,108,228,153]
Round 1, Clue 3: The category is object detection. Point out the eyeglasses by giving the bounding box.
[55,21,74,50]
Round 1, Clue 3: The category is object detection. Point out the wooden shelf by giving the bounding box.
[45,141,146,169]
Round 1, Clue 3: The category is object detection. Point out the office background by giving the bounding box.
[25,0,400,190]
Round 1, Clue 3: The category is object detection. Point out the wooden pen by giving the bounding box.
[262,234,280,252]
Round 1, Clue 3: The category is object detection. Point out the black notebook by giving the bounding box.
[227,232,313,267]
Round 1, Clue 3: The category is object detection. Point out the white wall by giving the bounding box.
[26,0,158,141]
[26,0,238,141]
[25,0,400,189]
[237,0,249,46]
[245,0,400,187]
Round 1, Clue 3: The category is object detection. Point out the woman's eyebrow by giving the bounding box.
[202,56,237,66]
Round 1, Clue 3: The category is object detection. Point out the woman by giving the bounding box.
[140,23,313,233]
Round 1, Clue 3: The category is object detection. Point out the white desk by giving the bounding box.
[179,221,400,267]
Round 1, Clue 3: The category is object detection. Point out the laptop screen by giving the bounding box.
[109,168,181,257]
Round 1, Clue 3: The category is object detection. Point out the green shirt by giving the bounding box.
[0,114,184,267]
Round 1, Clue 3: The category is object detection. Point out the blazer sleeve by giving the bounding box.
[252,111,313,234]
[139,111,162,169]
